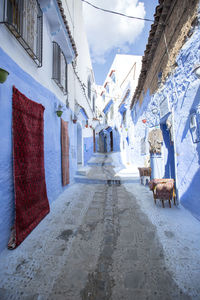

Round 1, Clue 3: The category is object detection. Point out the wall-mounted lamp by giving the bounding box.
[0,68,9,83]
[193,65,200,79]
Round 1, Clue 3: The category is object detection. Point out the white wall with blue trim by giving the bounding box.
[0,48,79,252]
[83,127,94,165]
[0,0,96,253]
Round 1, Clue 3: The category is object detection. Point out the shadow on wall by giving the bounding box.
[161,123,175,179]
[180,84,200,220]
[113,128,120,152]
[181,85,200,142]
[181,167,200,221]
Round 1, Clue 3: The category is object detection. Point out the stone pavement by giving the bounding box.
[0,153,200,300]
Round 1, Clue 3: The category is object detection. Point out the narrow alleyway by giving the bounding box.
[0,154,200,300]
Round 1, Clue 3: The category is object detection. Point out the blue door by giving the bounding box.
[161,123,175,179]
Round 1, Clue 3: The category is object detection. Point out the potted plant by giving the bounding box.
[56,110,63,117]
[56,104,64,117]
[0,68,9,83]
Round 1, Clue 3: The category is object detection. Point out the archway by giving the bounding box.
[161,123,175,179]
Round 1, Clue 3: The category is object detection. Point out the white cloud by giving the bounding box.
[83,0,146,64]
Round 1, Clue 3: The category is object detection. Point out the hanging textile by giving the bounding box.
[148,129,163,154]
[61,119,70,185]
[8,86,49,249]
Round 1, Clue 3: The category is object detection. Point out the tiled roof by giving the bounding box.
[130,0,172,108]
[56,0,78,57]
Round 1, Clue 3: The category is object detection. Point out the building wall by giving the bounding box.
[132,9,200,219]
[0,0,95,252]
[0,47,79,252]
[96,54,142,158]
[138,0,199,105]
[83,127,94,165]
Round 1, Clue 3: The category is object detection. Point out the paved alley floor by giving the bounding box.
[0,153,200,300]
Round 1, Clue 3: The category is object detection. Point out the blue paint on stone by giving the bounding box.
[131,22,200,220]
[113,128,120,152]
[161,123,175,179]
[83,137,94,165]
[0,47,77,252]
[103,99,113,114]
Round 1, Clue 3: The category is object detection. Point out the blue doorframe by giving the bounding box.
[161,123,175,179]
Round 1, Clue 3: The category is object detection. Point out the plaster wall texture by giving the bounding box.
[0,0,95,253]
[0,0,95,118]
[82,127,94,165]
[0,47,78,253]
[0,14,65,103]
[138,0,199,104]
[72,0,95,120]
[83,137,94,165]
[96,55,142,158]
[131,17,200,220]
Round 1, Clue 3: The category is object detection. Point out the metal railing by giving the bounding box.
[0,0,43,67]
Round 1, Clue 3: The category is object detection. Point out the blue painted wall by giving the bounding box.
[0,47,77,252]
[83,137,94,165]
[96,128,120,154]
[131,19,200,220]
[113,128,120,152]
[161,123,175,179]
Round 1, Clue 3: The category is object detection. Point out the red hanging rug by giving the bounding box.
[8,86,50,249]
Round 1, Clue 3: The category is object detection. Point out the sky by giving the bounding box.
[82,0,158,85]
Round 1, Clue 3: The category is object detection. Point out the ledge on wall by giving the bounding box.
[39,0,77,63]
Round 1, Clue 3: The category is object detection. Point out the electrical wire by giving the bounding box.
[81,0,154,22]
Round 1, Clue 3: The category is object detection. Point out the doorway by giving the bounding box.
[161,123,175,179]
[110,131,113,152]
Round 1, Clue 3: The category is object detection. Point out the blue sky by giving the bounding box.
[83,0,158,85]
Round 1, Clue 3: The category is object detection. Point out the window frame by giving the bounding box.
[0,0,43,67]
[87,77,91,101]
[52,41,68,95]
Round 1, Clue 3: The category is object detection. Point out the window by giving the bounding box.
[52,42,68,94]
[87,77,91,100]
[105,83,109,93]
[102,92,105,101]
[92,96,95,112]
[122,111,127,125]
[110,71,116,83]
[110,105,114,120]
[1,0,43,66]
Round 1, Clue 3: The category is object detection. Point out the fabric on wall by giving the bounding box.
[8,86,49,249]
[61,118,69,185]
[148,128,163,154]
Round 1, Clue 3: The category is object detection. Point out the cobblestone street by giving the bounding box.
[0,154,200,300]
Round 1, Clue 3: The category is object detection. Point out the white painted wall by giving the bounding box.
[0,0,96,122]
[96,54,142,162]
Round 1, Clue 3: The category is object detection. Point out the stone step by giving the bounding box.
[74,175,140,185]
